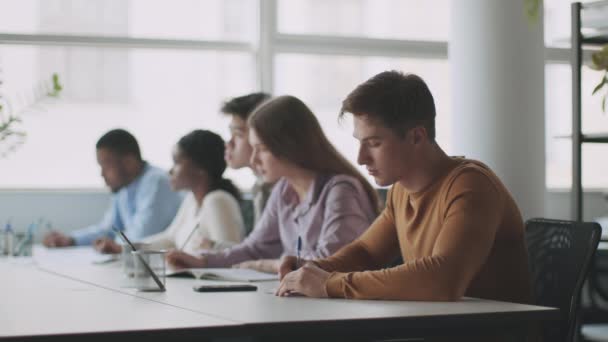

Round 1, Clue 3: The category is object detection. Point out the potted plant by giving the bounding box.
[0,73,62,157]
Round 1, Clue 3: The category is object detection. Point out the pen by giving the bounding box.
[179,222,200,251]
[112,226,165,292]
[296,235,302,268]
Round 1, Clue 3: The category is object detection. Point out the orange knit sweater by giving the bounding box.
[316,159,532,304]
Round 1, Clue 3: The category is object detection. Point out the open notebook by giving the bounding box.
[166,268,278,282]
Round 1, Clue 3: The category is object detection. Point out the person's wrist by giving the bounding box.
[271,259,281,273]
[322,282,329,298]
[323,272,340,298]
[306,260,318,269]
[110,241,121,253]
[321,271,332,298]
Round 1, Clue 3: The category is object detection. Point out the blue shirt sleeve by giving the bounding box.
[70,197,120,246]
[122,171,182,242]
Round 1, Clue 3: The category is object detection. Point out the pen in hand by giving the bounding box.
[296,236,302,269]
[179,222,200,252]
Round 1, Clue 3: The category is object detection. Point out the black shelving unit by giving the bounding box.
[571,1,608,221]
[571,3,608,328]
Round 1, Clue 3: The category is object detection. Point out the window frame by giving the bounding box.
[0,0,587,191]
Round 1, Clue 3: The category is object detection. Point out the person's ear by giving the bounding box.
[411,126,427,145]
[197,168,209,182]
[123,155,139,172]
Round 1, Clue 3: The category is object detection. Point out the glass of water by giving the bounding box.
[131,250,166,292]
[121,243,150,277]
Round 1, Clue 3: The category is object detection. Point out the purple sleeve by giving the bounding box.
[302,180,375,260]
[202,180,285,267]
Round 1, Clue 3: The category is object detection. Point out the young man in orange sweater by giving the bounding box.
[277,71,531,304]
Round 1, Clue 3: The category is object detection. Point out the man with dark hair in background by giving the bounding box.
[43,129,182,253]
[221,93,273,227]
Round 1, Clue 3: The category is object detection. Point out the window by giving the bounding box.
[0,0,256,41]
[544,0,603,47]
[277,0,450,41]
[274,1,450,184]
[0,45,255,188]
[274,54,451,183]
[544,0,573,47]
[545,63,608,189]
[544,0,608,189]
[0,1,451,189]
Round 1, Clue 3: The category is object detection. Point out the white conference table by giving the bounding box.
[1,246,559,341]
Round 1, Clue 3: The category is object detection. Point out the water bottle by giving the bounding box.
[14,222,35,257]
[3,220,15,256]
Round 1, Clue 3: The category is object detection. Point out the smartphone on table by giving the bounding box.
[192,284,257,292]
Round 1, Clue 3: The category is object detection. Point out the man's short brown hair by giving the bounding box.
[220,92,271,121]
[340,71,436,140]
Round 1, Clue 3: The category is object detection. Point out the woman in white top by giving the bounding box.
[144,130,245,253]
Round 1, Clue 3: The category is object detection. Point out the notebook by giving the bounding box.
[166,268,278,282]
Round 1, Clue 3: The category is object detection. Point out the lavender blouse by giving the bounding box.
[203,174,377,267]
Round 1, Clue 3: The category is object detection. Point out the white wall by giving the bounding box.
[0,190,110,241]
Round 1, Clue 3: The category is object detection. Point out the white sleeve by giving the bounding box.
[200,192,245,250]
[141,194,190,250]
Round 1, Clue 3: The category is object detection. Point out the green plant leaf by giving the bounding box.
[593,76,607,95]
[47,73,63,97]
[591,46,608,70]
[524,0,542,24]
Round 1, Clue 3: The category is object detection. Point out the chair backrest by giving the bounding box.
[526,218,601,342]
[239,198,255,236]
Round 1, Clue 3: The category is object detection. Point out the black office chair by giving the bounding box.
[580,240,608,342]
[526,218,601,342]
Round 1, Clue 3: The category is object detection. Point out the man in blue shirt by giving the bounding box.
[43,129,182,253]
